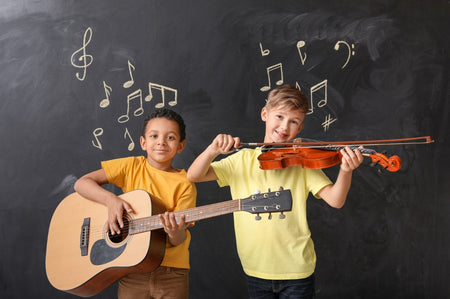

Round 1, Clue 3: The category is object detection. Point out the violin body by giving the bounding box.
[257,147,402,172]
[258,147,342,170]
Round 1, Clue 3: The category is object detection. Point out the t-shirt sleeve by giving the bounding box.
[101,157,133,188]
[211,153,238,188]
[306,168,332,198]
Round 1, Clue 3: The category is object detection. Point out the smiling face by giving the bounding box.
[140,117,185,172]
[261,105,305,143]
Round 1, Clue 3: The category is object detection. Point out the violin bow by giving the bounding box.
[241,136,434,149]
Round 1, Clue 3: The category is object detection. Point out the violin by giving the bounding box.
[241,136,433,172]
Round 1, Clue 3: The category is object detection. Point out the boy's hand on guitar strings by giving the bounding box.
[159,212,192,245]
[107,196,134,235]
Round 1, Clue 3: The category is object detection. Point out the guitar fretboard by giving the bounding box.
[129,199,241,234]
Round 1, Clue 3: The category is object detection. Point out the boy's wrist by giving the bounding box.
[206,144,222,158]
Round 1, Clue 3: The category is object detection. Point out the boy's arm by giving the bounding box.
[187,134,240,182]
[318,146,364,208]
[74,169,133,235]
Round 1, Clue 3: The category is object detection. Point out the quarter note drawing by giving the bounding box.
[144,82,178,108]
[260,63,284,92]
[123,60,136,88]
[124,127,135,151]
[99,81,112,108]
[296,41,307,65]
[70,27,93,81]
[92,128,104,150]
[334,41,355,69]
[259,42,270,56]
[308,80,328,115]
[117,89,144,123]
[322,114,337,132]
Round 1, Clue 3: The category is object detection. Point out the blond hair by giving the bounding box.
[266,84,309,113]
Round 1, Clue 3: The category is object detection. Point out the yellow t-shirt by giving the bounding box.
[211,148,331,279]
[102,156,197,269]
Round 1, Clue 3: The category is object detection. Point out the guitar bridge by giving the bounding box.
[80,217,90,256]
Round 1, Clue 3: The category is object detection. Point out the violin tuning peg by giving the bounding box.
[255,214,261,221]
[279,212,286,219]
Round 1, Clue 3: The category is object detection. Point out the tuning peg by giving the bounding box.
[279,212,286,219]
[268,188,271,192]
[255,214,261,221]
[268,213,272,220]
[278,186,284,191]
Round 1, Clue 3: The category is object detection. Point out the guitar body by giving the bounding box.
[45,190,166,297]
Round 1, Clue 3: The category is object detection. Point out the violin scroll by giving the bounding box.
[368,153,401,172]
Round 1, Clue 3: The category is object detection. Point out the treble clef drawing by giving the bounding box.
[70,27,93,81]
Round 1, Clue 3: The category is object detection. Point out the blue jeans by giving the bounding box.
[246,274,315,299]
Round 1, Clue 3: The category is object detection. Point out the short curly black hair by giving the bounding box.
[141,108,186,141]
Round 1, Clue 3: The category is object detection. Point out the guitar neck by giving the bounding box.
[129,199,241,234]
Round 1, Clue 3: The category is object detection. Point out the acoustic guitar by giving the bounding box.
[45,189,292,297]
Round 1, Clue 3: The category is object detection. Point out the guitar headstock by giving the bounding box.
[241,189,292,220]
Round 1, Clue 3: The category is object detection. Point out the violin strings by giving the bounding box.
[242,136,434,148]
[290,140,433,149]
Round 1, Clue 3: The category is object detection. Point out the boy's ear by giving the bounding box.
[261,107,267,122]
[177,140,186,153]
[140,136,146,150]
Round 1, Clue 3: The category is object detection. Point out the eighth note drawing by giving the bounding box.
[296,41,307,65]
[145,83,178,108]
[124,127,135,151]
[92,128,104,150]
[259,42,270,56]
[70,27,93,81]
[117,89,144,123]
[99,81,112,108]
[260,63,284,92]
[123,60,136,88]
[334,41,355,69]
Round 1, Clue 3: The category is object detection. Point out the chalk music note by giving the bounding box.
[308,80,328,114]
[91,128,103,150]
[124,127,135,151]
[296,40,307,65]
[118,89,144,123]
[144,83,177,108]
[334,41,355,69]
[70,27,93,81]
[260,63,284,92]
[99,81,112,108]
[123,60,135,88]
[259,42,270,56]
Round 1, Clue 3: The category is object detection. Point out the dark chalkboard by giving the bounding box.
[0,0,448,298]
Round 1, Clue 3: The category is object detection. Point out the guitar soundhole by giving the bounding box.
[107,217,130,244]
